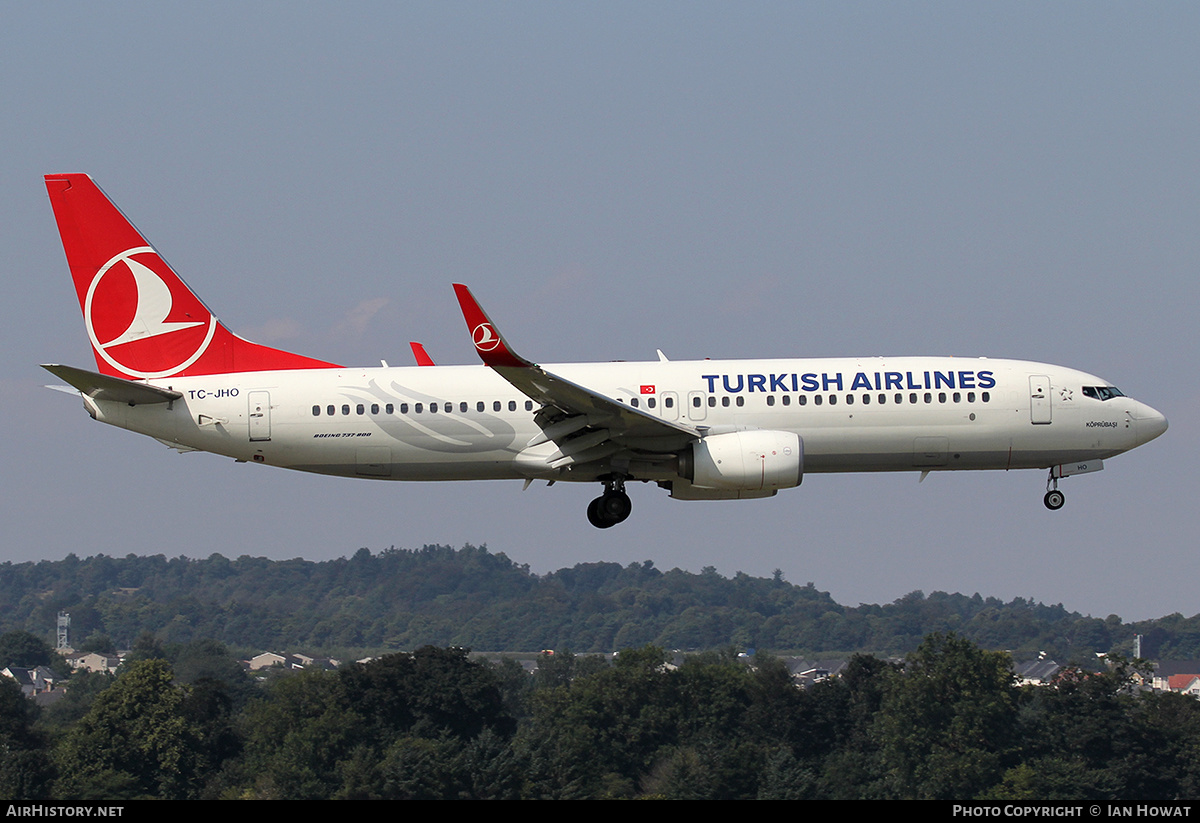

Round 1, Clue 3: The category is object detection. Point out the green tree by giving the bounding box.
[234,669,359,800]
[991,657,1200,800]
[234,648,514,799]
[123,631,166,664]
[490,657,534,721]
[520,646,679,798]
[340,647,515,741]
[38,670,114,734]
[53,659,207,799]
[0,677,53,800]
[78,633,117,655]
[0,631,54,669]
[533,649,576,690]
[875,632,1018,799]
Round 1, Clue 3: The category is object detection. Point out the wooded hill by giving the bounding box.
[1,545,1195,659]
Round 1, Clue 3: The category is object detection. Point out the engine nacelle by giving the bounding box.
[662,479,779,500]
[679,430,803,491]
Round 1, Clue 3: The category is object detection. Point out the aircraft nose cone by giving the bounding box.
[1136,404,1168,446]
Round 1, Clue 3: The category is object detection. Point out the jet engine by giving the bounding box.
[678,430,803,491]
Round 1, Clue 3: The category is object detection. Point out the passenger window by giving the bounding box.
[312,405,320,416]
[648,397,656,409]
[766,396,775,406]
[736,396,744,407]
[386,404,394,414]
[508,400,517,412]
[477,401,485,412]
[798,395,807,406]
[415,403,423,413]
[494,401,502,412]
[327,405,335,416]
[356,404,365,415]
[460,402,468,413]
[721,396,730,407]
[342,404,350,415]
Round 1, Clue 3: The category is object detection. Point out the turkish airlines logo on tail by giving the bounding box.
[471,322,501,352]
[85,247,217,378]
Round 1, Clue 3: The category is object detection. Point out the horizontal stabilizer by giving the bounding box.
[41,363,182,405]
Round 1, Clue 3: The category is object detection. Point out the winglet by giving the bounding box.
[409,341,435,366]
[452,284,530,368]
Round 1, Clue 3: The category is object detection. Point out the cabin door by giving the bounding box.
[1029,375,1052,425]
[248,391,271,441]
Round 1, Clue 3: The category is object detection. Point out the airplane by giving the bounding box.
[41,174,1168,528]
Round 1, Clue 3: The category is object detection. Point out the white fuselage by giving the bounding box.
[82,355,1166,487]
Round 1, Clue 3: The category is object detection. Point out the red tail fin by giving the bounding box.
[45,174,340,379]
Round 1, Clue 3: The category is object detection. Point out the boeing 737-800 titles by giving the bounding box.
[42,174,1168,528]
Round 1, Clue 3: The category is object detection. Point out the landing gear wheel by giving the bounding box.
[587,497,611,529]
[586,488,632,528]
[599,490,631,523]
[1044,489,1065,511]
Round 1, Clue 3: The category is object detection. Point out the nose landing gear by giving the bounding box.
[1044,470,1065,510]
[587,477,632,529]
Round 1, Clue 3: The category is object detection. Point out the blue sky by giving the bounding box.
[3,3,1195,623]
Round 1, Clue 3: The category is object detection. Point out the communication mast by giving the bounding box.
[57,611,70,650]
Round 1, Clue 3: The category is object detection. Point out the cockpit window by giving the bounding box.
[1082,386,1125,401]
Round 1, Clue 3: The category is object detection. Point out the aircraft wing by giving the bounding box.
[452,285,698,450]
[41,363,183,405]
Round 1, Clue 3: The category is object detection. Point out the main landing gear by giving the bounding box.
[587,477,632,529]
[1044,470,1065,511]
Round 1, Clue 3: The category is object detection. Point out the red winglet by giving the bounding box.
[409,341,435,366]
[452,284,529,369]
